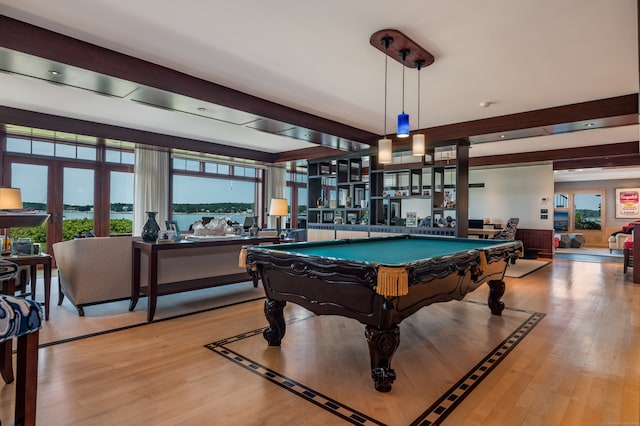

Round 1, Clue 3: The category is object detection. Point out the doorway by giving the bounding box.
[554,190,605,247]
[9,160,96,255]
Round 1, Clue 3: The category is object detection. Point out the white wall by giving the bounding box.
[469,164,554,229]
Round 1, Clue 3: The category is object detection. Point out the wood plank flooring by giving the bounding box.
[1,258,639,425]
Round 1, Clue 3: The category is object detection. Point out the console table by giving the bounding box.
[1,253,52,320]
[130,236,281,321]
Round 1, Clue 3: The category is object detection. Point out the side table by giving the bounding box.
[1,253,52,320]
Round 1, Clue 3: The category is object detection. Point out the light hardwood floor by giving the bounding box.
[1,258,639,425]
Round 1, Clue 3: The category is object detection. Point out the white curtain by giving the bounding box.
[265,165,286,229]
[133,147,170,235]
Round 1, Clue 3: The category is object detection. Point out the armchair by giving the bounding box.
[609,233,631,252]
[493,218,519,241]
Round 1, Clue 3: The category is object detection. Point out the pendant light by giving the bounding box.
[397,49,410,138]
[378,36,393,164]
[412,59,426,156]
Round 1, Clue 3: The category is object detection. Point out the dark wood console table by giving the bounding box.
[130,236,281,321]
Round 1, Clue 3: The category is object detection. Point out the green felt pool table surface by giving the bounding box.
[272,235,509,265]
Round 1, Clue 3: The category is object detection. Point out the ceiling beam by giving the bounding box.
[275,146,349,163]
[388,94,639,150]
[470,141,640,167]
[553,154,640,170]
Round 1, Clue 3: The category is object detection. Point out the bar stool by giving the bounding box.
[1,259,43,426]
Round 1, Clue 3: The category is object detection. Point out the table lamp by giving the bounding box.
[269,198,288,238]
[0,187,23,254]
[0,187,22,211]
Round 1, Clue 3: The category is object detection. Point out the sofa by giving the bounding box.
[53,235,273,316]
[53,236,138,315]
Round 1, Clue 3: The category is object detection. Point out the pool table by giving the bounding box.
[242,234,523,392]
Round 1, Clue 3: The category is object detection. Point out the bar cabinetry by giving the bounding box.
[307,157,369,226]
[307,140,469,237]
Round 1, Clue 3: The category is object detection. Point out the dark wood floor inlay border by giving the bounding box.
[411,311,546,425]
[205,340,385,426]
[205,304,545,426]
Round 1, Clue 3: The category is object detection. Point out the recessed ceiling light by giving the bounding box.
[585,123,594,127]
[48,70,62,76]
[197,107,206,112]
[500,135,506,139]
[479,101,492,108]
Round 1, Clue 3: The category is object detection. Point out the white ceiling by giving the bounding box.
[0,0,638,179]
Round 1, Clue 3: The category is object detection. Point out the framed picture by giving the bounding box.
[616,188,640,218]
[12,238,34,256]
[165,220,181,240]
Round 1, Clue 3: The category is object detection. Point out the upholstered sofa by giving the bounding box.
[53,235,271,316]
[53,236,138,315]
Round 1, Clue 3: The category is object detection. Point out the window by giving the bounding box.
[6,137,31,154]
[4,125,135,243]
[286,162,308,228]
[106,148,135,165]
[171,156,260,232]
[574,193,602,230]
[110,171,134,235]
[32,140,55,156]
[6,134,98,161]
[172,174,256,232]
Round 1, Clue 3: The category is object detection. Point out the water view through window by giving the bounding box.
[172,175,256,231]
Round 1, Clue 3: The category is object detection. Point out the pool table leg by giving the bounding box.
[487,279,506,315]
[263,299,287,346]
[364,325,399,392]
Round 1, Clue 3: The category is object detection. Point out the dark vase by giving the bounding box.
[142,211,161,242]
[249,215,259,237]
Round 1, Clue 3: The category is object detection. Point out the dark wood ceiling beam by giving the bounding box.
[0,15,379,145]
[0,106,276,163]
[553,154,640,170]
[274,146,347,162]
[389,94,639,151]
[470,141,639,167]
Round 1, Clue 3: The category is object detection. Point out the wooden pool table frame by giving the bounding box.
[245,235,523,392]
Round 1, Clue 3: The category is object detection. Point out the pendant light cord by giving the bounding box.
[381,37,392,137]
[402,59,405,114]
[384,47,388,137]
[416,61,423,129]
[400,49,409,115]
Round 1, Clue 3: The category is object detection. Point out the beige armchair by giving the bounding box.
[609,233,630,253]
[53,236,136,316]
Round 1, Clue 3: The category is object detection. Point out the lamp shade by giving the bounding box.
[378,138,393,164]
[0,187,23,210]
[397,113,410,138]
[269,198,288,217]
[412,134,426,156]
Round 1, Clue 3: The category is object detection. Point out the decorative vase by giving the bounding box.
[249,215,259,237]
[142,211,161,242]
